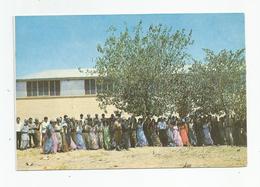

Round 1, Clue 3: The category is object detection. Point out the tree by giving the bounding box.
[95,21,193,117]
[190,48,246,118]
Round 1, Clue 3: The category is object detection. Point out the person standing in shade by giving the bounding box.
[121,117,130,150]
[224,116,234,146]
[20,119,30,150]
[102,114,111,150]
[166,119,175,147]
[136,118,148,147]
[94,114,103,149]
[129,115,137,148]
[202,117,214,145]
[16,117,23,149]
[172,120,183,147]
[149,118,161,146]
[218,117,227,145]
[109,114,116,149]
[88,118,99,150]
[157,118,168,146]
[210,116,221,145]
[143,117,152,146]
[114,115,122,151]
[179,118,190,146]
[188,118,197,146]
[194,116,203,146]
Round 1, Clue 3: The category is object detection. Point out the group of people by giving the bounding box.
[16,113,247,154]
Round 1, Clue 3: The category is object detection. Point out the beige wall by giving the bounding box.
[16,96,117,120]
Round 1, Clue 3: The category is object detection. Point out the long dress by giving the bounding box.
[173,125,183,146]
[202,123,214,145]
[65,123,77,150]
[61,125,69,152]
[88,125,99,150]
[103,125,111,150]
[179,123,190,146]
[54,123,63,152]
[150,123,161,146]
[129,119,137,148]
[20,125,29,150]
[76,125,86,149]
[121,121,130,150]
[167,126,175,147]
[136,123,148,147]
[97,125,104,149]
[114,120,122,149]
[43,125,58,154]
[188,123,197,146]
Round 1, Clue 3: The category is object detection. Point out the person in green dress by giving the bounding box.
[102,114,111,150]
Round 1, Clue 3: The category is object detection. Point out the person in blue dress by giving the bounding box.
[202,117,214,145]
[136,118,148,147]
[75,120,86,149]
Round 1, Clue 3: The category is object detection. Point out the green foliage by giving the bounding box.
[95,21,246,119]
[189,49,246,118]
[96,21,193,117]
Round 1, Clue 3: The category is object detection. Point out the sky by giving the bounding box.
[15,13,245,77]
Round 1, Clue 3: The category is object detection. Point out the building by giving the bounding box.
[16,68,116,120]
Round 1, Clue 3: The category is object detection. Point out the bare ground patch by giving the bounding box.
[16,146,247,170]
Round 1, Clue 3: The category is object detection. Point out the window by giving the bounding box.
[85,79,96,95]
[38,81,44,96]
[26,82,32,96]
[50,80,60,96]
[26,80,60,97]
[44,81,49,95]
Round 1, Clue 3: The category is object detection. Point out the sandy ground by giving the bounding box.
[16,146,246,170]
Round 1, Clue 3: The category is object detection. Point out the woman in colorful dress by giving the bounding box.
[149,119,161,146]
[102,118,111,150]
[20,119,29,150]
[172,121,183,146]
[88,122,99,150]
[43,120,58,154]
[202,117,214,145]
[179,119,190,146]
[75,120,86,149]
[65,119,77,151]
[136,118,148,147]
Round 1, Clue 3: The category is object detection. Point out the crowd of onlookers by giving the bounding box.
[16,113,247,154]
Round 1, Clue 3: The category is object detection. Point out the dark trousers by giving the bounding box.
[16,132,21,149]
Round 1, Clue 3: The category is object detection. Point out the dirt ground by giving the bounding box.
[16,146,247,170]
